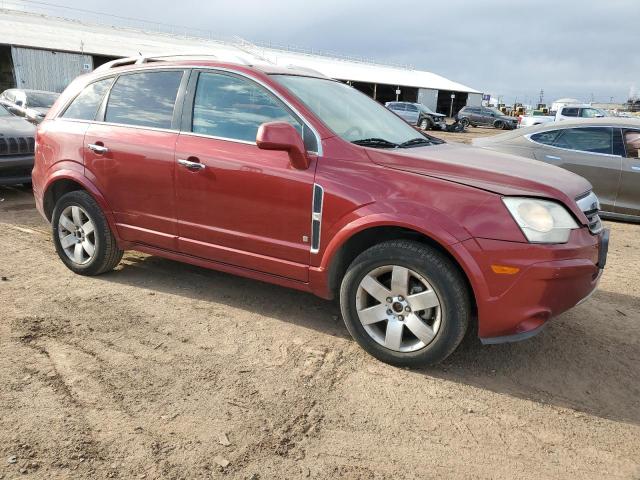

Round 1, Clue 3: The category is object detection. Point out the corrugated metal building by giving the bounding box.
[0,7,483,114]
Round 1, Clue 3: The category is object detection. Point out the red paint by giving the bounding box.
[32,60,605,342]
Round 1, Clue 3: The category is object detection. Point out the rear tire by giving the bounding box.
[51,190,123,276]
[339,240,471,367]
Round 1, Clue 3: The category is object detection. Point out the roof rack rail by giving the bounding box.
[93,53,259,73]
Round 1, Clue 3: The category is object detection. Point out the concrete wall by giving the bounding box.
[417,88,438,111]
[11,47,92,92]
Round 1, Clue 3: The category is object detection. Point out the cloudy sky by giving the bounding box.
[32,0,640,104]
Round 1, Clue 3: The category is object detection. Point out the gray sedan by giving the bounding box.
[473,118,640,221]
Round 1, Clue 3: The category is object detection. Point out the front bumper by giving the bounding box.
[455,227,607,342]
[0,154,34,185]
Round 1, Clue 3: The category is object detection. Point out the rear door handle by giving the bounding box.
[178,158,206,171]
[88,143,109,154]
[545,154,562,160]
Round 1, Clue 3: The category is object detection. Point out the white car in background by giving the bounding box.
[519,104,607,128]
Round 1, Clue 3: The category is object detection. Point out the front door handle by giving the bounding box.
[88,143,109,154]
[178,158,206,171]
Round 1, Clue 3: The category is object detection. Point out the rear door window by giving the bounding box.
[561,107,579,117]
[553,127,613,154]
[62,78,113,121]
[406,104,418,112]
[105,71,183,129]
[190,72,312,147]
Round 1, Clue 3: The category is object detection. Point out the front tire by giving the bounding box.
[339,240,471,367]
[460,117,470,128]
[52,190,123,276]
[419,118,431,131]
[494,120,504,129]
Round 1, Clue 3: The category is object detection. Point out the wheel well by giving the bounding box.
[43,179,86,221]
[327,226,476,314]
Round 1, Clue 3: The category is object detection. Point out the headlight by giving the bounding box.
[502,197,579,243]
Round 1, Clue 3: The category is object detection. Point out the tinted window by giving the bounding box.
[28,92,59,108]
[530,130,562,146]
[561,107,579,117]
[388,103,405,111]
[63,78,113,121]
[464,107,479,113]
[192,72,302,144]
[105,71,182,129]
[554,127,613,154]
[406,104,418,112]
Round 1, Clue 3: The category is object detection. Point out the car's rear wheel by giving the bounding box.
[340,240,470,367]
[52,190,123,275]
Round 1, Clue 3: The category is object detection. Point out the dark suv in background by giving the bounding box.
[386,102,447,131]
[457,106,517,130]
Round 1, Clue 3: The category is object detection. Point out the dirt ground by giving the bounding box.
[1,127,639,479]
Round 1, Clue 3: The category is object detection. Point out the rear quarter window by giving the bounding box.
[530,130,562,146]
[62,78,114,121]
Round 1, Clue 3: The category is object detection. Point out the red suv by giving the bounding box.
[32,57,609,366]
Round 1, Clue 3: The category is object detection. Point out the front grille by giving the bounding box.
[0,136,35,156]
[576,191,603,234]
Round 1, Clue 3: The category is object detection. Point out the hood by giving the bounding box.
[0,115,36,136]
[365,142,591,203]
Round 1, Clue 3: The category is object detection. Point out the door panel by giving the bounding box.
[532,127,622,211]
[84,124,179,249]
[174,134,315,281]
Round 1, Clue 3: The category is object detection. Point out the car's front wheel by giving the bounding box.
[51,190,123,276]
[419,118,431,131]
[460,117,470,128]
[340,240,471,367]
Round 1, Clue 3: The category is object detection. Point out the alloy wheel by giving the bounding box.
[58,205,97,265]
[355,265,442,353]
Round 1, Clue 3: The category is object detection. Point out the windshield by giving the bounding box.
[0,105,11,117]
[27,92,59,108]
[419,105,437,115]
[273,75,432,146]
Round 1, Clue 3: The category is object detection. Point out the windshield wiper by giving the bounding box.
[399,137,434,148]
[352,138,399,148]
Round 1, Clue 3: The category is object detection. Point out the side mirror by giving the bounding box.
[256,122,310,170]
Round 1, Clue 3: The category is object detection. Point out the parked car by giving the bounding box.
[473,118,640,221]
[555,104,606,121]
[518,111,555,128]
[385,102,447,130]
[0,103,36,185]
[456,106,518,129]
[0,88,60,124]
[32,57,608,367]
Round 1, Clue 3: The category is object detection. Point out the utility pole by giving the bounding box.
[539,89,544,105]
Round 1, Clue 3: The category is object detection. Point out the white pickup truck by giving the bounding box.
[518,104,607,128]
